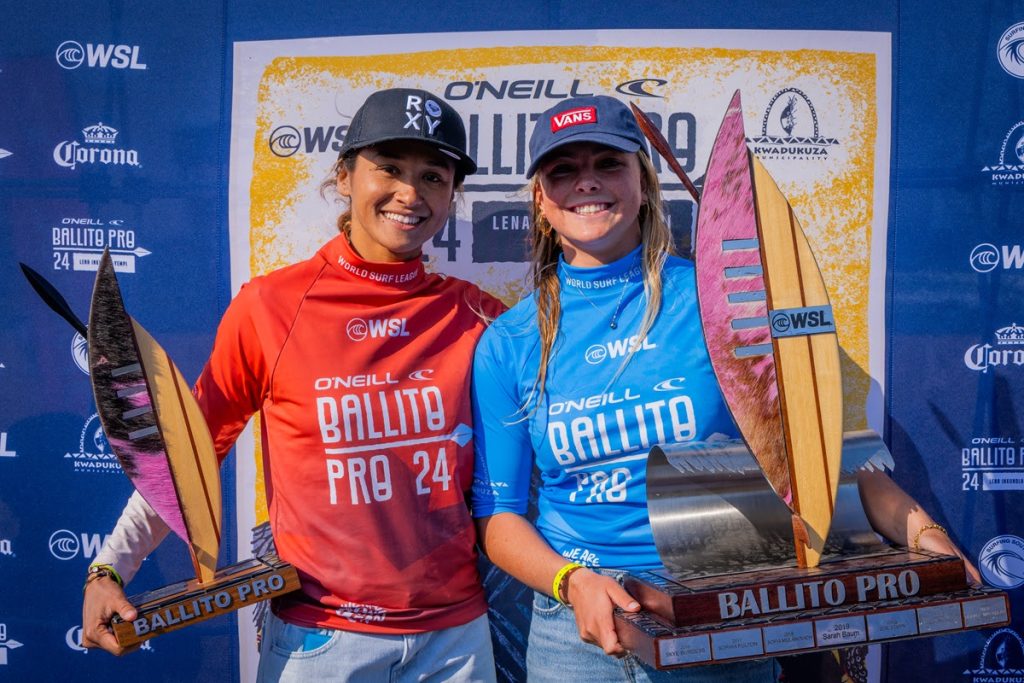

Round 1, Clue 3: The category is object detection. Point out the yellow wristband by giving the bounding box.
[552,562,583,606]
[85,563,124,590]
[912,523,948,552]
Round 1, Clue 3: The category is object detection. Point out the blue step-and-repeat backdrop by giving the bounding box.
[1,2,1022,682]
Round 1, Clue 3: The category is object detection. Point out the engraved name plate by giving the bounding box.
[815,616,867,646]
[763,621,816,653]
[917,603,963,633]
[962,597,1008,628]
[866,609,918,640]
[658,634,712,666]
[711,629,764,659]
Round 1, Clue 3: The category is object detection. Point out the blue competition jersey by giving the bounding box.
[471,246,739,570]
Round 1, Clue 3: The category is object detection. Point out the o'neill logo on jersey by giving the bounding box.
[551,106,597,133]
[346,318,410,342]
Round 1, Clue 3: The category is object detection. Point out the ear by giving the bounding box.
[336,164,352,198]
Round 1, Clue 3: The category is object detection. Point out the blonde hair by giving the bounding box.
[525,150,674,409]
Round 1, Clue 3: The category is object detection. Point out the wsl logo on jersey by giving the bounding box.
[963,627,1024,682]
[56,40,147,70]
[53,123,140,171]
[269,124,347,157]
[970,243,1024,272]
[981,121,1024,185]
[964,323,1024,373]
[748,88,838,160]
[584,336,657,365]
[346,317,410,342]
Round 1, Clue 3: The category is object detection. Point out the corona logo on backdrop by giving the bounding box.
[748,87,839,160]
[53,123,140,171]
[964,323,1024,373]
[981,120,1024,185]
[963,627,1024,682]
[55,40,147,70]
[997,23,1024,79]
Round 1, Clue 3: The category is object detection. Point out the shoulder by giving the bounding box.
[230,251,325,315]
[428,274,509,320]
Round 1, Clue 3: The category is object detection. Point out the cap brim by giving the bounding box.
[526,132,643,178]
[339,134,477,175]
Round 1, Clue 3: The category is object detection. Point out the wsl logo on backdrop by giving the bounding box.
[981,121,1024,185]
[53,123,140,171]
[997,23,1024,78]
[964,323,1024,373]
[979,535,1024,589]
[970,243,1024,272]
[48,529,111,561]
[748,88,839,160]
[64,413,121,474]
[963,628,1024,682]
[269,124,347,157]
[56,40,147,70]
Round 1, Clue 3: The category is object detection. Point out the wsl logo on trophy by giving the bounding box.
[615,92,1011,669]
[21,254,299,646]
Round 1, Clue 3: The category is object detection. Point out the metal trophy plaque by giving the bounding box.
[22,253,299,647]
[615,93,1010,669]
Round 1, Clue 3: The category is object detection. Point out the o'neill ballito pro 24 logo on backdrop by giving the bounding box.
[55,40,147,70]
[963,627,1024,682]
[53,123,140,170]
[979,535,1024,589]
[997,23,1024,78]
[970,242,1024,272]
[748,87,839,160]
[964,323,1024,373]
[980,121,1024,185]
[51,217,152,273]
[961,436,1024,492]
[64,413,121,474]
[0,623,23,666]
[0,147,11,161]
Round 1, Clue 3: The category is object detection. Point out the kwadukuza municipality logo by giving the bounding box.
[963,627,1024,682]
[997,22,1024,78]
[981,121,1024,185]
[748,87,839,160]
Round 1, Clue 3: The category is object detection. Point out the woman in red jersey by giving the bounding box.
[81,88,504,682]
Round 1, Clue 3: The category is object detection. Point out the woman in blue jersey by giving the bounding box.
[470,95,978,682]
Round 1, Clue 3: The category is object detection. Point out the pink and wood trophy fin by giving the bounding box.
[695,91,842,567]
[88,250,221,583]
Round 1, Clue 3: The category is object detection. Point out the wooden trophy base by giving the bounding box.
[615,549,1010,669]
[615,588,1009,669]
[111,553,300,646]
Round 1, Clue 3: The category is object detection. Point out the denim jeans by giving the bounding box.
[526,585,780,683]
[255,611,496,682]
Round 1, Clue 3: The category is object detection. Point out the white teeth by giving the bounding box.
[574,204,609,215]
[383,212,421,225]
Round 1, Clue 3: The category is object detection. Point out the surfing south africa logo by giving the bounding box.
[748,88,838,160]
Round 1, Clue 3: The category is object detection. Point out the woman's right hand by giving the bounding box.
[565,567,641,657]
[81,577,139,655]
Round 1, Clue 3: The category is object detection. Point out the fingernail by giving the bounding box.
[627,601,640,611]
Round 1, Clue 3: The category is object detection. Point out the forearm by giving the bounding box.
[475,512,569,596]
[92,490,171,585]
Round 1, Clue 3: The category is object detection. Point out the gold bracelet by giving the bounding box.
[552,562,583,606]
[912,523,948,552]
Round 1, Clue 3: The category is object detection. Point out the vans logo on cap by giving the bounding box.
[551,106,597,133]
[404,95,442,135]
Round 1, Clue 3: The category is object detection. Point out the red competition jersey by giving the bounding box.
[194,234,505,633]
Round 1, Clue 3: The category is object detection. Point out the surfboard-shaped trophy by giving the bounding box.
[614,93,1010,669]
[22,252,299,647]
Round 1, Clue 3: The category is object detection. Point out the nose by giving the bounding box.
[574,164,600,192]
[394,179,424,206]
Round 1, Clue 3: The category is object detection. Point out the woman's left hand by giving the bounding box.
[565,568,641,657]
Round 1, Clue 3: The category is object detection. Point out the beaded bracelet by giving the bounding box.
[912,523,948,552]
[83,563,124,592]
[552,562,584,606]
